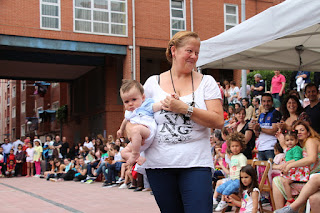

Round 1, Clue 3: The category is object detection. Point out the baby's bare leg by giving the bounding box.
[127,124,150,165]
[121,144,132,161]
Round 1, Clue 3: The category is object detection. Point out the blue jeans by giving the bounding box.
[146,167,213,213]
[87,161,99,176]
[258,149,275,161]
[106,162,122,184]
[216,179,240,195]
[95,162,108,180]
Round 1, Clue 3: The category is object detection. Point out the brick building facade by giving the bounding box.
[0,0,283,143]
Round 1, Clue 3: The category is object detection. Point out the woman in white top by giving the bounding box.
[140,31,224,212]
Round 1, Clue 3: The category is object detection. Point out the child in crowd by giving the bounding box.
[271,143,285,179]
[214,132,247,211]
[6,160,16,177]
[15,144,25,176]
[235,103,241,111]
[105,145,125,186]
[212,141,227,182]
[7,149,16,164]
[226,165,260,213]
[26,142,34,177]
[33,139,43,177]
[281,130,310,205]
[117,79,162,165]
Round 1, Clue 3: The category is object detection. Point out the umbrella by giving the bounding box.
[197,0,320,72]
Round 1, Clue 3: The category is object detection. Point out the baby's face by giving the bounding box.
[121,87,145,111]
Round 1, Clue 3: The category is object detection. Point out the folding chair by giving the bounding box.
[252,158,274,213]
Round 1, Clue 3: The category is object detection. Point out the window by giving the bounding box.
[12,107,16,118]
[40,0,61,30]
[52,101,60,110]
[21,102,26,113]
[224,4,238,31]
[170,0,186,37]
[12,86,16,98]
[74,0,127,36]
[21,80,26,91]
[21,125,25,137]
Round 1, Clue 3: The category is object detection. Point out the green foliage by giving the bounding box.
[56,105,68,123]
[247,70,313,91]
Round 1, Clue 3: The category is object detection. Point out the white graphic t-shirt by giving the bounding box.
[143,75,221,169]
[240,188,260,213]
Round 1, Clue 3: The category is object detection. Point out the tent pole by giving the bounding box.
[241,0,247,98]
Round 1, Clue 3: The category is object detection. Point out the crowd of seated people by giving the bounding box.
[0,134,152,193]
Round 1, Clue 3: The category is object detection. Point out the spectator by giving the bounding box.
[107,135,114,144]
[229,81,240,105]
[250,93,282,160]
[68,143,79,160]
[241,98,254,121]
[304,83,320,133]
[83,136,94,151]
[12,137,24,155]
[44,135,54,159]
[57,158,76,181]
[296,71,311,100]
[6,160,15,177]
[233,107,255,159]
[252,97,262,120]
[271,70,286,102]
[15,144,25,177]
[273,120,320,210]
[278,95,309,133]
[1,138,12,163]
[73,158,87,182]
[105,145,125,187]
[271,143,285,179]
[48,160,66,181]
[217,82,224,105]
[143,31,224,212]
[25,142,34,177]
[6,149,16,164]
[214,132,247,211]
[223,80,231,106]
[60,137,69,159]
[53,135,62,159]
[237,83,251,102]
[33,139,43,177]
[251,73,265,97]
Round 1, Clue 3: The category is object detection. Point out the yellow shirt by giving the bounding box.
[33,146,43,161]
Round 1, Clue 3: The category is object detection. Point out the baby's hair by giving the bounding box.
[120,79,144,96]
[9,159,14,163]
[227,132,246,151]
[274,143,283,153]
[239,165,259,197]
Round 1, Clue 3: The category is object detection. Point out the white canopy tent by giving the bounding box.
[197,0,320,72]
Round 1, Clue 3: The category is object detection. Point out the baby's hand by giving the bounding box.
[171,93,180,100]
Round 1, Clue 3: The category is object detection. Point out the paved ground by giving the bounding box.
[0,177,160,213]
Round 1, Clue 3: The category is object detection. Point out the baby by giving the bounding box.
[117,79,162,165]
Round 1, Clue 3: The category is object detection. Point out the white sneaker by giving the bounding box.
[215,201,228,212]
[116,178,124,184]
[119,183,128,189]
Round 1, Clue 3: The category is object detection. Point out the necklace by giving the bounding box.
[170,69,195,107]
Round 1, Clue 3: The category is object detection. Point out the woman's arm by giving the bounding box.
[283,139,318,173]
[279,82,285,96]
[161,97,224,129]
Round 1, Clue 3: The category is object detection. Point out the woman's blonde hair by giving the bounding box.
[293,120,320,147]
[165,31,200,63]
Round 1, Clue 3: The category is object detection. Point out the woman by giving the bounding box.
[271,70,286,102]
[273,120,320,210]
[231,107,255,159]
[229,81,240,105]
[241,98,254,121]
[107,135,114,144]
[278,95,309,132]
[140,31,224,212]
[223,80,230,106]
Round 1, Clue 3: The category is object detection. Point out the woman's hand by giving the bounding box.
[161,95,188,114]
[282,163,292,175]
